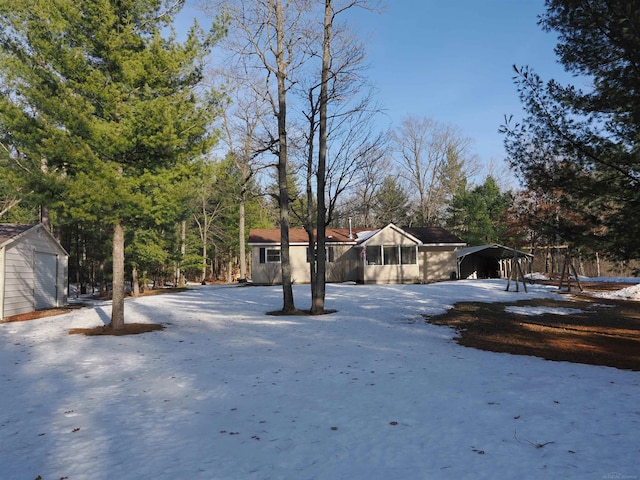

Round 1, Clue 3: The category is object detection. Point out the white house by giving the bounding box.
[248,223,466,285]
[0,223,68,320]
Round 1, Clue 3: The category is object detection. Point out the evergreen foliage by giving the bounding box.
[501,0,640,260]
[0,0,224,325]
[373,176,411,226]
[446,176,513,246]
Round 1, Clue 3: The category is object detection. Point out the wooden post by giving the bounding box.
[506,257,514,291]
[558,251,583,292]
[516,258,528,293]
[569,259,584,291]
[558,252,569,291]
[506,251,528,293]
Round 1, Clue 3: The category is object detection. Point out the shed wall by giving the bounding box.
[1,227,68,319]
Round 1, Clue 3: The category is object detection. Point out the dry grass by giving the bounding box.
[426,282,640,371]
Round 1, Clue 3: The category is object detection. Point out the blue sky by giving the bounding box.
[346,0,571,178]
[180,1,572,183]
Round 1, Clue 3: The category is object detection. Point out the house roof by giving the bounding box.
[248,224,465,246]
[0,223,37,247]
[248,228,363,245]
[456,244,533,260]
[403,226,465,245]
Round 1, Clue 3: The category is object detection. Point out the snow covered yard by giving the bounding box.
[1,280,638,480]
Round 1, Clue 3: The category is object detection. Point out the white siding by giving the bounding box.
[3,242,34,317]
[0,247,5,318]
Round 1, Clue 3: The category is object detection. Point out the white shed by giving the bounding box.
[0,223,68,320]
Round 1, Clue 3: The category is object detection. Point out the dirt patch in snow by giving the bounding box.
[427,282,640,371]
[69,323,164,336]
[2,305,84,322]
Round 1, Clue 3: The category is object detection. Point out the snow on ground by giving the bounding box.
[593,283,640,301]
[1,279,639,480]
[505,306,585,316]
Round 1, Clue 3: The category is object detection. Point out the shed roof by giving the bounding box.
[0,223,68,256]
[0,224,37,247]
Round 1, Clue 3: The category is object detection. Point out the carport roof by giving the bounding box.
[456,244,533,260]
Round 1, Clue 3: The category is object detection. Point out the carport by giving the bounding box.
[456,244,533,279]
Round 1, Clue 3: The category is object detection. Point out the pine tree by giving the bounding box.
[446,176,513,246]
[501,0,640,260]
[373,176,411,226]
[0,0,223,328]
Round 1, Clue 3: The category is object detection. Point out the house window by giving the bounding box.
[400,246,417,265]
[383,246,399,265]
[365,245,417,265]
[366,245,382,265]
[259,247,281,264]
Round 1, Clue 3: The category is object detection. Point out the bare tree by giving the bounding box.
[298,0,383,313]
[192,160,225,282]
[339,144,389,228]
[205,0,381,312]
[219,72,273,281]
[205,0,317,312]
[392,115,477,225]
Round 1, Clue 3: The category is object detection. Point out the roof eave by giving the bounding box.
[0,224,39,249]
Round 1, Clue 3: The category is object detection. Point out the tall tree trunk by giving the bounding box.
[39,159,51,231]
[202,235,207,283]
[305,86,318,304]
[275,0,295,313]
[239,190,246,280]
[110,221,125,330]
[40,205,50,231]
[132,265,140,297]
[311,0,332,315]
[178,220,186,287]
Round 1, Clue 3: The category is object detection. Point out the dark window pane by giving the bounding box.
[401,246,416,265]
[266,249,281,263]
[384,246,399,265]
[367,245,382,265]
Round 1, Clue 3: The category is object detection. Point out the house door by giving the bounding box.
[34,252,58,310]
